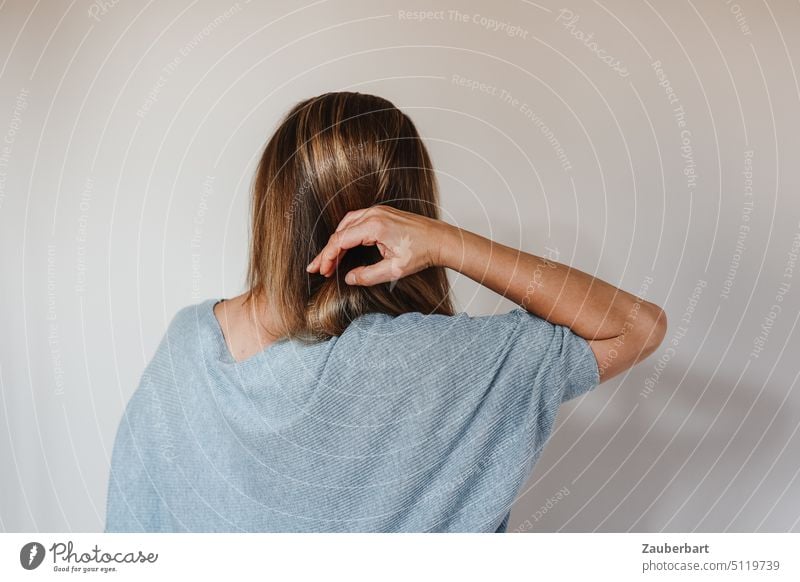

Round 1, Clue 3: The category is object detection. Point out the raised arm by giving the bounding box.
[307,205,667,383]
[436,225,667,383]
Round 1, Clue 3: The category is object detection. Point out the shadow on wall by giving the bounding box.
[508,360,799,532]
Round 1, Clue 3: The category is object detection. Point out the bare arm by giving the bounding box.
[307,206,668,383]
[436,225,667,382]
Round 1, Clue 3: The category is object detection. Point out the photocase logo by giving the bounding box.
[20,542,46,570]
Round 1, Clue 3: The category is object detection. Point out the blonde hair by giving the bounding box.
[245,92,454,340]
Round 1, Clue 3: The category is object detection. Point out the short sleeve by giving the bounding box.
[469,308,600,404]
[439,307,601,449]
[450,308,601,495]
[362,307,602,529]
[373,307,601,439]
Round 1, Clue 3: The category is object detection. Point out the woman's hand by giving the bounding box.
[306,205,453,286]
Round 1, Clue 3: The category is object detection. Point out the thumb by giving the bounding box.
[345,261,397,286]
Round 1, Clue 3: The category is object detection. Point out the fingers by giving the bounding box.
[308,221,380,277]
[344,261,397,286]
[306,253,323,273]
[335,208,371,232]
[307,208,376,275]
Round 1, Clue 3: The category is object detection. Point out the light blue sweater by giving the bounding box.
[105,298,599,532]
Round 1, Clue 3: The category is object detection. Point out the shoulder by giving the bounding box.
[352,308,531,330]
[339,308,548,358]
[167,299,215,334]
[144,299,217,364]
[345,307,554,335]
[115,300,214,438]
[125,301,215,409]
[362,307,549,338]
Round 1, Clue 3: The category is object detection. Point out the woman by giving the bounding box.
[105,92,666,532]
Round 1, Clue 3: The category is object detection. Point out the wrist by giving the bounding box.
[432,221,466,270]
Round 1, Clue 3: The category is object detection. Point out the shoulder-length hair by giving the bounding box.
[244,91,454,340]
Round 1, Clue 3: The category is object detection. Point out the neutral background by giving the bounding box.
[1,0,799,532]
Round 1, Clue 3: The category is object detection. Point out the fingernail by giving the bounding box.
[345,272,355,284]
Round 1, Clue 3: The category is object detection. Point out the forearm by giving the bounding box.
[438,224,659,341]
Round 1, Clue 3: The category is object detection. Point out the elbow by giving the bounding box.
[640,303,668,358]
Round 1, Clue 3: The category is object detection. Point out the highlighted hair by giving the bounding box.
[245,92,454,340]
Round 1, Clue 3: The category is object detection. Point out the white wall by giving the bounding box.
[1,0,799,532]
